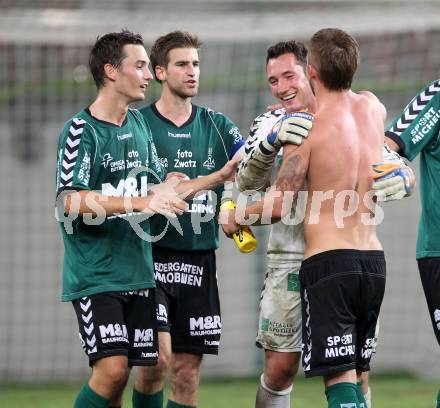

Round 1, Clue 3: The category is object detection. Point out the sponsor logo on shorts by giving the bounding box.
[287,273,300,292]
[154,262,203,287]
[141,351,158,358]
[360,337,375,359]
[99,324,129,344]
[189,315,221,336]
[434,309,440,331]
[156,304,168,323]
[260,317,298,336]
[134,328,154,348]
[119,289,149,298]
[204,339,220,346]
[325,334,355,358]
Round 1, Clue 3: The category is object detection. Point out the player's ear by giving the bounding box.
[307,63,317,80]
[103,63,118,83]
[155,65,166,82]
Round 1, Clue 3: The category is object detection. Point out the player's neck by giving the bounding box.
[156,90,192,127]
[90,90,129,126]
[315,85,352,111]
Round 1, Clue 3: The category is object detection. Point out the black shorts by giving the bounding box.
[418,257,440,346]
[153,245,221,355]
[72,290,158,367]
[299,249,386,378]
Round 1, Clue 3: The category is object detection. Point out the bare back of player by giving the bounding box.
[274,28,388,407]
[303,90,385,258]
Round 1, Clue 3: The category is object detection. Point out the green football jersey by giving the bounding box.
[56,108,164,301]
[386,79,440,259]
[141,103,244,251]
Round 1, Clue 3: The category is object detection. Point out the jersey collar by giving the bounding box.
[150,102,197,128]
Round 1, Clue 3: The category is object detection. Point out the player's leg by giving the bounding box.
[255,265,302,407]
[134,332,171,407]
[166,248,221,407]
[168,352,203,407]
[89,356,131,406]
[72,293,133,407]
[417,258,440,408]
[300,251,375,408]
[133,286,171,408]
[324,370,359,408]
[358,371,371,408]
[256,351,299,408]
[357,318,379,408]
[355,251,386,408]
[418,258,440,345]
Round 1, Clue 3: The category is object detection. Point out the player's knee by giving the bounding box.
[158,346,171,369]
[135,353,170,390]
[172,364,200,393]
[265,353,299,389]
[104,362,130,391]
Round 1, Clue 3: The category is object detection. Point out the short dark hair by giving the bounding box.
[89,30,144,89]
[266,40,308,68]
[309,28,359,91]
[150,31,202,82]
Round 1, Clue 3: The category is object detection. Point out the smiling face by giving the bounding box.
[111,44,153,103]
[266,53,313,112]
[156,47,200,99]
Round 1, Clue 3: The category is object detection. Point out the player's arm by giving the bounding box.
[222,139,310,235]
[55,119,187,219]
[172,112,245,198]
[385,79,440,159]
[360,90,387,123]
[373,80,440,201]
[60,183,188,219]
[270,141,310,218]
[172,156,240,199]
[236,111,313,192]
[357,90,415,202]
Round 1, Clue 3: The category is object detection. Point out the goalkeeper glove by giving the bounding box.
[372,162,415,202]
[261,111,314,153]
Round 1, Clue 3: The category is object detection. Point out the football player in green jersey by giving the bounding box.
[56,30,185,408]
[56,30,237,408]
[382,79,440,408]
[133,31,245,408]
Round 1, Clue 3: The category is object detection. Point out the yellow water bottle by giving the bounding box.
[220,200,258,254]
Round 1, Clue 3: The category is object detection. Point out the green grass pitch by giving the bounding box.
[0,374,437,407]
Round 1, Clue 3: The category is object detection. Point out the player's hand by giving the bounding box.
[219,208,240,237]
[141,178,189,217]
[218,157,240,182]
[372,162,415,202]
[263,111,314,153]
[166,171,189,181]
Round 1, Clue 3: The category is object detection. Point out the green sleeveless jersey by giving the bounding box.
[386,79,440,259]
[141,103,244,251]
[56,108,164,301]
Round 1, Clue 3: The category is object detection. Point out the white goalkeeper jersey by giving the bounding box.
[238,108,305,267]
[237,108,403,268]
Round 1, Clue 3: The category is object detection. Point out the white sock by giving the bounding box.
[364,386,372,408]
[255,373,292,408]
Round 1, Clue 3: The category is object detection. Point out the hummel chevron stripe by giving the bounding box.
[59,118,86,188]
[390,80,440,136]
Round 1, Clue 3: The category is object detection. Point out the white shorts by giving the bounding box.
[256,263,302,352]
